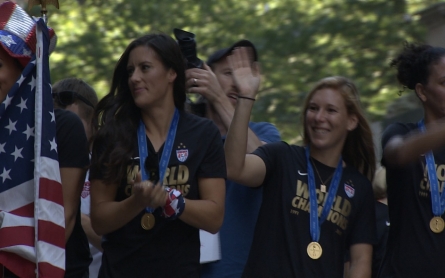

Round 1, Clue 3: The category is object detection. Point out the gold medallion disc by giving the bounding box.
[430,216,444,233]
[141,213,155,230]
[307,242,322,259]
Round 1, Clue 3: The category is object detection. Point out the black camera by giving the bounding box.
[173,28,203,69]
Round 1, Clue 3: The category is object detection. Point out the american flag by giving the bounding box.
[0,19,65,277]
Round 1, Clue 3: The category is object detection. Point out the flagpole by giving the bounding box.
[28,0,60,24]
[30,1,61,277]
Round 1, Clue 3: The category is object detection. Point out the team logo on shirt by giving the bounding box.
[81,181,90,198]
[176,143,188,162]
[344,184,355,198]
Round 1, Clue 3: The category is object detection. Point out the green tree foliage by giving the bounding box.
[37,0,436,141]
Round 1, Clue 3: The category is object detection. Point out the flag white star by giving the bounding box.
[49,111,55,122]
[0,167,11,183]
[0,34,16,47]
[17,74,26,86]
[11,146,23,162]
[2,94,13,108]
[29,76,36,92]
[17,97,28,113]
[5,119,17,135]
[49,137,58,152]
[22,48,31,56]
[0,142,5,154]
[23,124,34,140]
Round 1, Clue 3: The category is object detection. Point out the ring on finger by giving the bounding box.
[193,78,197,85]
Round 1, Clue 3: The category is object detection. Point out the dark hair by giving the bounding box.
[302,76,376,181]
[390,42,445,91]
[53,77,98,121]
[92,33,186,185]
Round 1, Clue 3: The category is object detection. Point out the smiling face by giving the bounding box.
[212,56,238,107]
[305,87,357,153]
[0,46,22,103]
[127,45,177,109]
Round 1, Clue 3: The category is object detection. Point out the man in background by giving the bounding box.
[186,40,281,277]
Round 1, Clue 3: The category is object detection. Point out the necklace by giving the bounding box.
[310,157,335,193]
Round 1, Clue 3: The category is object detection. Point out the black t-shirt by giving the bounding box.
[55,109,91,278]
[380,122,445,277]
[89,110,226,278]
[243,142,376,278]
[372,201,389,278]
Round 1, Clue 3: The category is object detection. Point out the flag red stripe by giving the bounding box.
[38,220,65,249]
[38,262,64,278]
[0,3,14,30]
[9,203,34,217]
[0,252,35,278]
[39,177,63,206]
[0,226,33,248]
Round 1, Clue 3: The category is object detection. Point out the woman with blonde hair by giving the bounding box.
[224,48,376,277]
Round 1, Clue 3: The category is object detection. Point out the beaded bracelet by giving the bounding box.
[237,95,256,101]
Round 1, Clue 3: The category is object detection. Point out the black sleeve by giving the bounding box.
[381,122,415,167]
[197,121,226,179]
[55,109,89,169]
[252,141,285,185]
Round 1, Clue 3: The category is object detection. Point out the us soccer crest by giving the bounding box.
[344,184,355,198]
[176,143,189,162]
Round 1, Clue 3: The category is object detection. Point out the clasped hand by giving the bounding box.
[131,173,168,209]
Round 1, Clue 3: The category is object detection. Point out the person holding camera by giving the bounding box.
[185,40,280,277]
[89,33,226,277]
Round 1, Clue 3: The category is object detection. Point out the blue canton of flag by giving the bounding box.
[0,19,65,278]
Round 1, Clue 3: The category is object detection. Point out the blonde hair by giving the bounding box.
[301,76,376,181]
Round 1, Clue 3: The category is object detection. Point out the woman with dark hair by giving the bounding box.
[224,48,376,277]
[380,43,445,277]
[89,33,226,277]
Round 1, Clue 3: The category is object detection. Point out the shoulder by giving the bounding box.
[180,110,217,130]
[55,108,83,128]
[382,122,418,146]
[249,122,281,142]
[255,141,302,158]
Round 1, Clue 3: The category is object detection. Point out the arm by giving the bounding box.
[90,177,167,235]
[224,47,267,186]
[60,167,86,242]
[179,177,225,234]
[186,64,263,153]
[346,243,372,278]
[80,213,103,251]
[383,120,445,167]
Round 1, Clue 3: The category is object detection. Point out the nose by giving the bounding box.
[230,76,239,93]
[129,68,141,83]
[314,109,326,122]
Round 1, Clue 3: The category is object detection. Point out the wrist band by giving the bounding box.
[237,95,256,101]
[162,187,185,220]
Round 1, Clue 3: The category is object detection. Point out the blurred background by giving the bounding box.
[13,0,445,155]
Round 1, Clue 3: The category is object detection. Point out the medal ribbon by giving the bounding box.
[305,147,343,242]
[418,120,445,216]
[137,108,180,213]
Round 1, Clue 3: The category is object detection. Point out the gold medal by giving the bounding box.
[430,216,444,233]
[307,242,322,259]
[141,213,155,230]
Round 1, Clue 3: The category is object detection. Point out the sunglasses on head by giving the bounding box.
[52,90,94,108]
[145,155,160,183]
